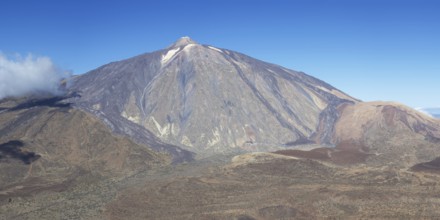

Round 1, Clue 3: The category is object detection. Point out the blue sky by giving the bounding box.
[1,0,439,108]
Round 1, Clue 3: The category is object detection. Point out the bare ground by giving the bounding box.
[3,151,440,219]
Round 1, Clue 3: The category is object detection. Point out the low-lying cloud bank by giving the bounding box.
[416,107,440,119]
[0,53,70,99]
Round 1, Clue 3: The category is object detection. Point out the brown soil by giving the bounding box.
[275,142,370,166]
[103,153,440,220]
[275,148,331,161]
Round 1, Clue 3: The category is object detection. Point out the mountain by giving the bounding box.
[2,37,440,219]
[0,96,170,198]
[334,102,440,166]
[68,37,440,166]
[69,37,359,158]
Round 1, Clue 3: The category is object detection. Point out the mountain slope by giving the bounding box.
[2,37,440,219]
[334,101,440,167]
[69,37,358,157]
[0,96,170,197]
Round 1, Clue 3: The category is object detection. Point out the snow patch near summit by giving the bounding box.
[208,46,223,53]
[161,48,180,65]
[182,44,196,53]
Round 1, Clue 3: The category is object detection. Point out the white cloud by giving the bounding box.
[0,53,70,99]
[415,107,434,117]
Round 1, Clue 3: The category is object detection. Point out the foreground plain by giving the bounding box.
[3,151,440,219]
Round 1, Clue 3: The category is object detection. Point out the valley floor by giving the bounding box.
[2,152,440,219]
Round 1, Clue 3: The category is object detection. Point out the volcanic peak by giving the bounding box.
[168,36,197,48]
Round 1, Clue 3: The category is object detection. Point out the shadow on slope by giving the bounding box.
[0,140,40,164]
[411,157,440,174]
[5,92,81,112]
[275,141,371,166]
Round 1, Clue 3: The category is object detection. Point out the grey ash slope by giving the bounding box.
[69,37,358,157]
